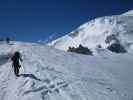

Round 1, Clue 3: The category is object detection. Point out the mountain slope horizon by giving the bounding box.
[48,10,133,53]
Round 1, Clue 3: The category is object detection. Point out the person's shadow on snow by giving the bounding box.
[19,74,41,81]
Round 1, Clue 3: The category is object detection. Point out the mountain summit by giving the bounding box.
[49,10,133,53]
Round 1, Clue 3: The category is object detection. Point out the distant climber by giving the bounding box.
[6,37,10,44]
[11,51,23,77]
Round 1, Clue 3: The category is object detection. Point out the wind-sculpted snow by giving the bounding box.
[0,42,133,100]
[49,10,133,53]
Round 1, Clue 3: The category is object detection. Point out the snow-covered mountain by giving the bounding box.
[0,42,133,100]
[1,10,133,100]
[49,10,133,52]
[123,10,133,16]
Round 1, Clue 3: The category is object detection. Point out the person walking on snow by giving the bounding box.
[11,51,23,77]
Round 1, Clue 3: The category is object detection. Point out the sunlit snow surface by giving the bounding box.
[0,42,133,100]
[123,10,133,16]
[49,10,133,52]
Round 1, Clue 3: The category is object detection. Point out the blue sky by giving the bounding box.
[0,0,133,42]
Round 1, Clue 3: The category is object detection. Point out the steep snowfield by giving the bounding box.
[49,10,133,51]
[123,10,133,16]
[0,42,133,100]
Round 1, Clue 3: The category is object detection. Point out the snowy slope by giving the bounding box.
[0,42,133,100]
[123,10,133,16]
[49,10,133,52]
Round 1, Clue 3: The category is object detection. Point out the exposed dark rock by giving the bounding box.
[68,44,93,55]
[107,42,127,53]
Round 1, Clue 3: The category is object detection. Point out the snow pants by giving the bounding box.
[13,63,21,77]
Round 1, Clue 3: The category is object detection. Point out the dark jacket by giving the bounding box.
[11,52,22,68]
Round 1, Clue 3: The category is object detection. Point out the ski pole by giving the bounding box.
[21,61,25,73]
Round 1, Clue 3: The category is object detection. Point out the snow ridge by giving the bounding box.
[123,10,133,16]
[49,10,133,52]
